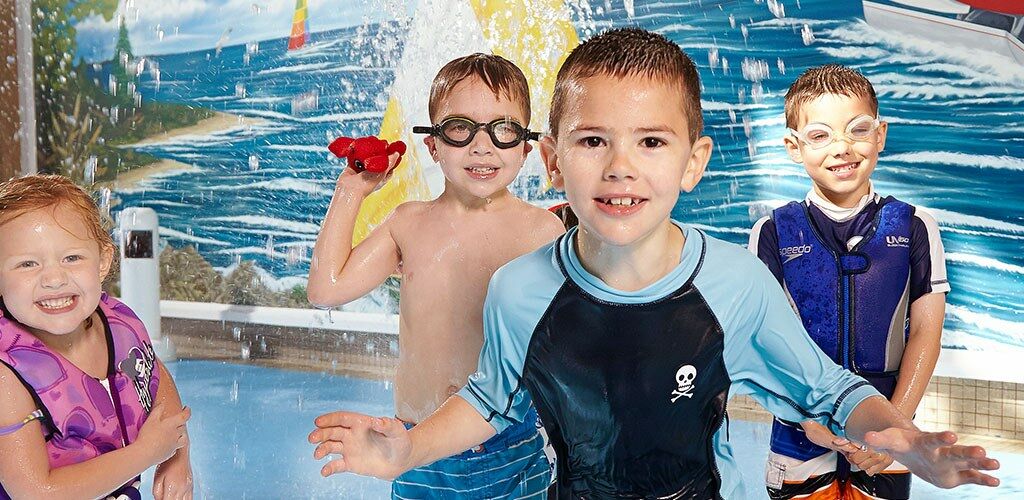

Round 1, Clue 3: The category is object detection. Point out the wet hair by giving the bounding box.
[428,53,532,124]
[549,28,704,142]
[784,64,879,129]
[0,174,115,255]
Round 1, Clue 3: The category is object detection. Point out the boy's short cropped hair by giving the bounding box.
[548,28,704,142]
[428,53,532,125]
[784,64,879,129]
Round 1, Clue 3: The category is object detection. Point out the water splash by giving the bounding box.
[98,188,112,217]
[265,234,275,258]
[801,24,815,45]
[84,156,97,184]
[708,45,720,71]
[741,57,770,82]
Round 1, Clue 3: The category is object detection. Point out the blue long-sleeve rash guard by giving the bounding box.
[457,221,880,499]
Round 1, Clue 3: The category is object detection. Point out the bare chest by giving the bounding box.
[394,218,532,282]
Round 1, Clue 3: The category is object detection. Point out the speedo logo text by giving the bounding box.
[779,245,813,264]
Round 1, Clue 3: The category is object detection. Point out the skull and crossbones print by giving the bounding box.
[670,364,697,403]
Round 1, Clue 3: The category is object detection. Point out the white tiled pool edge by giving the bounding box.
[161,300,399,334]
[159,302,1024,442]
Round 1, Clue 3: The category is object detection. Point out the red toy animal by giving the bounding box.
[328,135,407,174]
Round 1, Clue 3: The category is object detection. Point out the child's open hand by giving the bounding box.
[308,411,411,480]
[136,403,191,466]
[153,449,193,500]
[800,420,894,476]
[866,428,1000,488]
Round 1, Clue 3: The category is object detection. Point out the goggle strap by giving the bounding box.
[411,123,540,145]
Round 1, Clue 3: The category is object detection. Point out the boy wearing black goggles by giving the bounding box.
[413,117,540,149]
[308,53,563,499]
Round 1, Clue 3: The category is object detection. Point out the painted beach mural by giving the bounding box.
[33,0,1023,355]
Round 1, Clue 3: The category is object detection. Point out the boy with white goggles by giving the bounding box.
[751,64,952,500]
[788,113,881,150]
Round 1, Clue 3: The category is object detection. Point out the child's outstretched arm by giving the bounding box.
[844,396,999,488]
[308,395,496,479]
[0,364,190,498]
[152,359,193,500]
[890,293,944,418]
[307,152,402,307]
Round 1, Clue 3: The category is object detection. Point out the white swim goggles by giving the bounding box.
[788,114,881,150]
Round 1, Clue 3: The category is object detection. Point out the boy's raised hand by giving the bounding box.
[309,411,412,480]
[337,151,403,196]
[865,428,1000,488]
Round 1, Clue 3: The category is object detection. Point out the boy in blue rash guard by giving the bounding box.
[749,65,950,500]
[308,29,1000,498]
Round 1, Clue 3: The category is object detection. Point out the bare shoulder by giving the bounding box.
[0,363,37,422]
[517,200,567,239]
[389,200,428,223]
[385,200,431,236]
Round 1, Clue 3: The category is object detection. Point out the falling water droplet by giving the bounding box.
[84,156,97,184]
[801,24,815,46]
[98,188,112,217]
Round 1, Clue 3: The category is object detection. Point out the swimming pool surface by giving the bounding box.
[147,360,1023,498]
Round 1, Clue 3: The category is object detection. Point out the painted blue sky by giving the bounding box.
[75,0,414,61]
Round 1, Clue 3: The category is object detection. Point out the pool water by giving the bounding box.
[146,360,1023,498]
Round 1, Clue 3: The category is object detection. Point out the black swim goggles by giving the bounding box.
[413,117,540,149]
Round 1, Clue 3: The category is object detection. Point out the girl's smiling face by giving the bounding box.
[0,204,112,337]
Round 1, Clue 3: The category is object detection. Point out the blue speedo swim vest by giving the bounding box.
[769,199,913,461]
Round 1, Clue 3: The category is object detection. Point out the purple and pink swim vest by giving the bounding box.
[0,293,160,471]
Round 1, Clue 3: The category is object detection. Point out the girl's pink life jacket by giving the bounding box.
[0,293,160,471]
